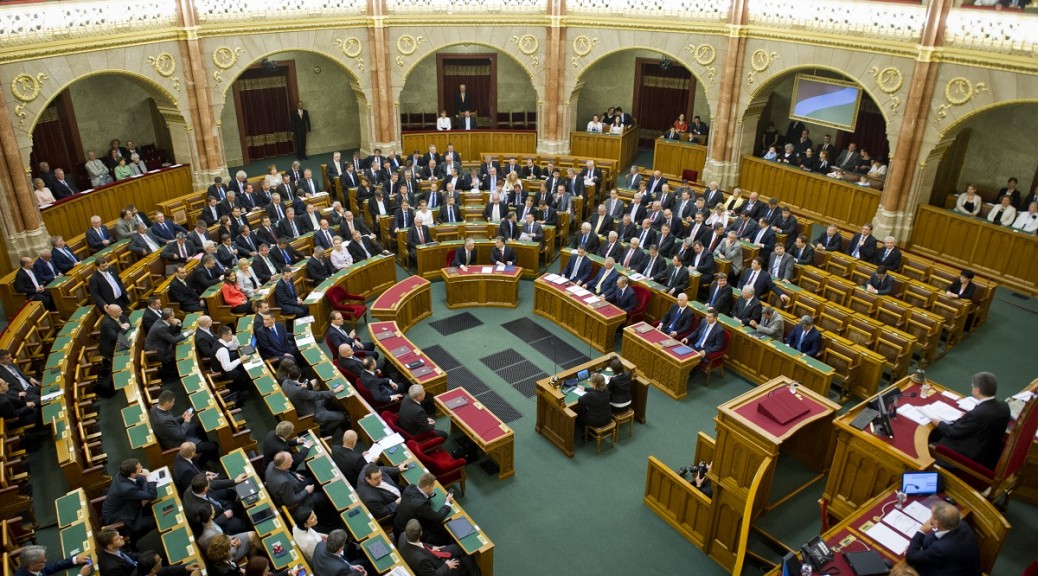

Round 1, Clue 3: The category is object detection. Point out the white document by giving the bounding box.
[243,358,265,370]
[903,501,933,524]
[296,315,315,325]
[583,296,600,304]
[573,288,591,297]
[919,401,964,423]
[571,387,586,397]
[296,337,316,347]
[1012,391,1035,402]
[897,404,932,426]
[387,567,411,576]
[147,466,173,487]
[883,509,922,537]
[481,266,493,273]
[42,390,64,403]
[364,444,383,463]
[549,275,568,285]
[519,232,532,241]
[941,390,962,401]
[377,432,405,449]
[495,263,505,271]
[957,396,979,411]
[628,273,646,281]
[864,522,910,555]
[565,285,582,294]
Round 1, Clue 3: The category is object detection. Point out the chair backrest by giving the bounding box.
[326,285,347,306]
[994,396,1038,488]
[445,250,454,268]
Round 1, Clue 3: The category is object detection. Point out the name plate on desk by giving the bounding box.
[757,388,810,425]
[411,366,433,378]
[390,345,412,357]
[375,331,395,340]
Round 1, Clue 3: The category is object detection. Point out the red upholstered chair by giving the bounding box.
[1022,560,1038,576]
[682,169,698,183]
[444,251,455,268]
[354,380,401,414]
[698,328,730,385]
[407,438,467,496]
[627,284,651,325]
[933,395,1038,507]
[325,334,367,361]
[382,410,440,452]
[327,286,367,330]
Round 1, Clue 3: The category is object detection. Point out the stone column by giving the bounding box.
[0,87,48,268]
[368,0,397,151]
[873,0,953,241]
[539,0,567,154]
[702,0,749,188]
[177,0,224,186]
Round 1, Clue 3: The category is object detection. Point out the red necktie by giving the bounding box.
[424,545,451,559]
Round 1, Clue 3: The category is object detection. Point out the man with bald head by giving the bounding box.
[331,430,407,489]
[265,451,335,530]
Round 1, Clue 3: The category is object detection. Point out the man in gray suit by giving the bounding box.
[766,244,795,281]
[265,451,336,529]
[150,390,219,468]
[713,230,745,279]
[749,306,784,339]
[280,362,347,437]
[310,531,366,576]
[128,223,163,256]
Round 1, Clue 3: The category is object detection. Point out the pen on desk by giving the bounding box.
[869,421,875,435]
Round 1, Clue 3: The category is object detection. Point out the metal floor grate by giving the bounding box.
[479,349,526,371]
[500,318,552,341]
[474,390,523,423]
[428,312,484,336]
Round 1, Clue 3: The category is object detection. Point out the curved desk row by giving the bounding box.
[415,236,541,280]
[302,252,397,339]
[532,273,627,354]
[441,266,521,309]
[370,275,431,331]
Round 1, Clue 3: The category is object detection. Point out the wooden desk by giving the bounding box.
[369,321,447,397]
[620,322,703,399]
[532,274,626,354]
[441,266,521,308]
[823,375,960,521]
[411,229,542,279]
[535,355,647,457]
[435,388,515,479]
[653,138,708,182]
[41,165,193,243]
[570,126,639,171]
[401,131,537,162]
[369,275,432,332]
[301,253,397,338]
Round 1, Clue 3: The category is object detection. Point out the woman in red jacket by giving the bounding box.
[221,271,253,314]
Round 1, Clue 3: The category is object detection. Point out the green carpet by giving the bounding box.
[24,258,1038,576]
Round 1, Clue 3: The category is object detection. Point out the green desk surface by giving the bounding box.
[122,404,145,426]
[113,370,134,391]
[129,310,144,323]
[127,424,153,449]
[112,354,132,374]
[203,284,221,297]
[60,522,89,557]
[51,336,73,352]
[177,359,195,375]
[324,478,358,511]
[358,414,390,442]
[361,534,399,573]
[55,492,85,528]
[302,346,324,366]
[53,418,69,440]
[157,482,175,499]
[307,456,338,484]
[154,497,185,532]
[189,390,213,411]
[161,526,195,564]
[400,462,425,486]
[176,345,194,361]
[262,534,299,570]
[42,401,64,426]
[236,317,252,333]
[449,519,488,554]
[342,507,377,542]
[45,354,66,372]
[197,408,225,432]
[182,374,206,395]
[253,373,278,395]
[68,305,92,322]
[264,391,291,415]
[249,503,282,537]
[769,340,834,373]
[46,275,72,289]
[384,446,410,467]
[314,360,338,382]
[247,362,270,379]
[221,451,250,479]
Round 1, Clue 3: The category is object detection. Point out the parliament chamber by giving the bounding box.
[0,0,1037,575]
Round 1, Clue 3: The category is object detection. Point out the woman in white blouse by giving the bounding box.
[290,508,325,563]
[867,160,887,180]
[329,236,354,270]
[236,259,262,297]
[436,110,452,131]
[415,199,435,226]
[986,195,1017,226]
[33,178,56,207]
[84,150,112,187]
[609,116,625,134]
[264,165,283,189]
[586,114,604,133]
[705,205,730,228]
[954,185,983,217]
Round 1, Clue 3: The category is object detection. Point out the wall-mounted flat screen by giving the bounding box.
[789,74,862,132]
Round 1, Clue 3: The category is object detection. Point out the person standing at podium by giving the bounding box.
[929,371,1010,470]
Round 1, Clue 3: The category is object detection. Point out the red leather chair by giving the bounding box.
[382,410,440,452]
[407,438,467,496]
[325,334,367,361]
[933,395,1038,507]
[682,169,698,183]
[627,284,651,325]
[354,379,401,413]
[698,328,730,385]
[327,286,366,329]
[444,251,454,268]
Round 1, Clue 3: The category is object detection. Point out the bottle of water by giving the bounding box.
[801,563,813,576]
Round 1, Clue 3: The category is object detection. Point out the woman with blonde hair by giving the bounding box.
[32,178,56,207]
[264,165,282,189]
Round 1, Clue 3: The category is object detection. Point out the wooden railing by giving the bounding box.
[570,124,640,170]
[653,138,708,182]
[401,130,537,162]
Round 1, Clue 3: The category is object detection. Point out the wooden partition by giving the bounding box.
[40,165,193,242]
[570,125,639,170]
[400,130,537,160]
[653,138,708,182]
[738,156,880,231]
[909,204,1038,296]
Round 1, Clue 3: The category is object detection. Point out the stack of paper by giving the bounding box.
[571,387,586,397]
[957,396,980,411]
[495,263,505,271]
[897,405,932,426]
[882,509,922,536]
[863,522,909,555]
[565,285,582,294]
[296,315,315,325]
[583,296,600,304]
[481,266,493,273]
[903,501,933,524]
[918,401,964,423]
[574,288,591,297]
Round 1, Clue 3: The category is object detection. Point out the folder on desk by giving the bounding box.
[375,331,395,340]
[672,346,695,356]
[659,339,681,348]
[589,300,610,309]
[390,345,412,357]
[446,517,476,539]
[444,396,469,410]
[411,366,433,378]
[634,324,653,334]
[757,389,810,425]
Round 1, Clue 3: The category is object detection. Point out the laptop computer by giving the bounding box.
[575,368,590,381]
[843,550,890,575]
[901,471,939,496]
[249,506,275,525]
[234,478,259,502]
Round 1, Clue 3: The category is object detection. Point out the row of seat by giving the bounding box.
[400,111,537,131]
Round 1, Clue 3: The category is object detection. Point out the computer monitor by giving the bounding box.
[868,384,900,438]
[901,471,940,496]
[575,368,590,381]
[780,551,803,576]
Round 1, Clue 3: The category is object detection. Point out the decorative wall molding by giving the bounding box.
[147,52,181,93]
[933,77,988,125]
[387,0,546,12]
[0,0,176,48]
[394,35,425,71]
[685,43,718,91]
[568,0,729,21]
[745,49,778,85]
[869,66,903,116]
[10,72,47,126]
[570,35,600,69]
[194,0,366,22]
[334,37,365,72]
[211,46,244,86]
[511,34,541,71]
[747,0,925,43]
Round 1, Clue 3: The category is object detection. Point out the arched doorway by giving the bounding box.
[219,49,367,170]
[27,71,181,192]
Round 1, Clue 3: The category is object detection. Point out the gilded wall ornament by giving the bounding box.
[395,35,425,71]
[11,72,48,126]
[869,66,904,116]
[147,52,176,77]
[685,43,718,89]
[212,46,244,70]
[934,77,988,124]
[570,35,599,69]
[511,35,541,71]
[746,50,779,85]
[334,37,366,72]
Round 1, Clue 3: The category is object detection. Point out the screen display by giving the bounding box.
[576,368,590,381]
[902,471,939,495]
[790,74,862,132]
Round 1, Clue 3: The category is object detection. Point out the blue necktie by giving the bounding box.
[709,286,719,307]
[286,281,295,298]
[270,326,280,343]
[798,330,806,350]
[669,309,681,332]
[281,249,289,263]
[119,552,137,567]
[696,324,710,348]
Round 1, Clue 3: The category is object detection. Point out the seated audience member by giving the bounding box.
[730,286,762,327]
[847,223,877,261]
[394,472,456,544]
[814,224,843,252]
[702,272,735,316]
[310,530,365,576]
[360,356,403,404]
[657,293,694,337]
[193,503,254,562]
[944,269,976,300]
[575,373,612,434]
[291,507,325,563]
[905,501,981,576]
[50,168,79,199]
[398,384,447,440]
[32,178,56,207]
[864,265,894,295]
[274,266,309,317]
[587,257,619,297]
[608,276,639,313]
[348,229,389,261]
[332,430,404,490]
[605,357,633,414]
[987,195,1016,226]
[150,390,219,467]
[684,308,725,354]
[173,441,246,497]
[748,305,783,339]
[280,361,347,436]
[1011,201,1038,233]
[254,313,307,369]
[929,371,1010,470]
[261,420,311,469]
[145,308,188,383]
[874,236,902,270]
[101,459,158,542]
[399,518,478,576]
[264,451,336,530]
[562,244,593,284]
[357,463,403,519]
[14,256,55,311]
[98,528,200,576]
[50,235,79,273]
[220,272,252,314]
[785,315,822,358]
[954,185,983,217]
[996,176,1021,209]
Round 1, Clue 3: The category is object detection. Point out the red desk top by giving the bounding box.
[437,388,510,443]
[535,274,625,319]
[626,322,704,361]
[734,386,832,440]
[859,384,944,460]
[443,266,522,278]
[372,276,429,310]
[369,321,441,384]
[819,527,898,573]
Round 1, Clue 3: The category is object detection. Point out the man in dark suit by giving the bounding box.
[641,245,666,280]
[150,388,219,464]
[615,214,638,243]
[150,213,187,244]
[627,194,648,224]
[748,217,777,260]
[359,356,402,406]
[657,294,694,338]
[97,304,130,385]
[332,430,403,489]
[645,170,665,197]
[688,240,715,286]
[311,531,365,576]
[86,216,113,252]
[307,247,335,285]
[905,501,981,576]
[182,473,251,534]
[633,218,658,250]
[702,273,735,316]
[140,297,165,335]
[394,472,455,545]
[451,239,478,269]
[50,236,78,273]
[398,385,447,441]
[930,372,1011,470]
[261,421,311,469]
[847,223,878,262]
[88,258,130,311]
[606,276,638,313]
[200,197,223,226]
[347,230,387,262]
[0,349,40,407]
[738,257,790,305]
[785,316,822,358]
[658,255,689,296]
[587,258,619,298]
[160,233,195,263]
[14,257,55,310]
[399,518,476,576]
[562,245,594,284]
[497,211,521,241]
[684,309,725,354]
[766,244,795,281]
[864,265,895,295]
[265,451,337,529]
[597,232,622,261]
[729,212,758,240]
[97,528,198,576]
[814,224,843,252]
[50,168,79,199]
[255,313,305,368]
[270,238,304,269]
[291,101,311,159]
[14,545,93,576]
[101,458,159,541]
[874,235,903,271]
[189,255,222,295]
[274,267,309,317]
[490,236,516,266]
[32,250,60,286]
[790,235,815,265]
[731,286,763,326]
[357,463,403,518]
[406,216,433,261]
[145,310,188,384]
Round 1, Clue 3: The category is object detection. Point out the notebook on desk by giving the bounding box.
[375,331,395,340]
[390,345,411,357]
[634,324,654,333]
[444,396,469,410]
[446,517,475,539]
[659,339,681,348]
[411,366,433,378]
[234,478,259,502]
[843,550,889,576]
